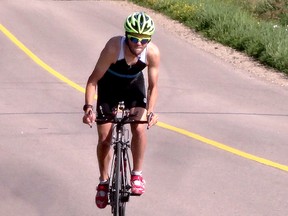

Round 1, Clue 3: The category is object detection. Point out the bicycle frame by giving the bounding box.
[96,102,148,216]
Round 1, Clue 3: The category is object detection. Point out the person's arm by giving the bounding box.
[83,37,120,126]
[146,42,160,127]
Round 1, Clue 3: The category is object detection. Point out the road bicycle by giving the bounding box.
[96,102,152,216]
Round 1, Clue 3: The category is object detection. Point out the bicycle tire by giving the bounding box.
[119,151,128,216]
[112,141,121,216]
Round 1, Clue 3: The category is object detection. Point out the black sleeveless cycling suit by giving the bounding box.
[96,36,148,117]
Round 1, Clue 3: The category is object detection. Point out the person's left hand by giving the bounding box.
[147,112,158,129]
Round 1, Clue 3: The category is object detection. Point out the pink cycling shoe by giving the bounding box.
[95,183,109,209]
[131,175,146,195]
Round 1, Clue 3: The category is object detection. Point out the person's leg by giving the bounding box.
[97,123,113,182]
[95,123,113,209]
[130,131,146,172]
[130,107,147,195]
[130,107,147,171]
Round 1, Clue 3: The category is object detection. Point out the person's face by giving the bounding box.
[126,33,151,55]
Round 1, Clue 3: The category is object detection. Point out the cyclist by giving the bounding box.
[82,12,160,209]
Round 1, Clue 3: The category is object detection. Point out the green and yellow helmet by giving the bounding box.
[124,12,155,36]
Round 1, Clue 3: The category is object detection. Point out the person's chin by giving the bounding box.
[133,47,143,54]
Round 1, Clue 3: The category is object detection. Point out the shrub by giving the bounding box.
[129,0,288,74]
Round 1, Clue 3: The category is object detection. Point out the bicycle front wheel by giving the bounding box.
[112,141,122,216]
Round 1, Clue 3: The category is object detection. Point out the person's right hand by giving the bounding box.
[82,110,96,128]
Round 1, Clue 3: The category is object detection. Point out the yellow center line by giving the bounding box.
[1,24,288,172]
[157,122,288,172]
[0,24,85,94]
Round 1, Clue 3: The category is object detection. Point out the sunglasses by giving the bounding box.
[127,34,151,45]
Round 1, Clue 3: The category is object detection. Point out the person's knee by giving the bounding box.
[131,124,145,138]
[98,134,112,147]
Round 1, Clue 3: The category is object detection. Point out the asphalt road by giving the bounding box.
[1,1,288,216]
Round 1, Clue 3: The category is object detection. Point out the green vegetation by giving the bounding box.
[129,0,288,75]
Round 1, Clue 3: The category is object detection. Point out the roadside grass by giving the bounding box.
[240,0,288,26]
[129,0,288,75]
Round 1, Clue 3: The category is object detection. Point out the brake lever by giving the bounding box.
[147,112,154,130]
[88,110,93,128]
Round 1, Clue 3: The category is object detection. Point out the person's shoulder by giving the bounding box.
[103,36,122,56]
[147,42,160,57]
[146,42,160,67]
[106,36,122,48]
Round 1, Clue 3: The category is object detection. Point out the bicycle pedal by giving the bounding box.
[125,185,131,190]
[121,194,130,202]
[130,193,141,197]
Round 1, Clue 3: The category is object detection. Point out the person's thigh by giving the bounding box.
[130,107,147,121]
